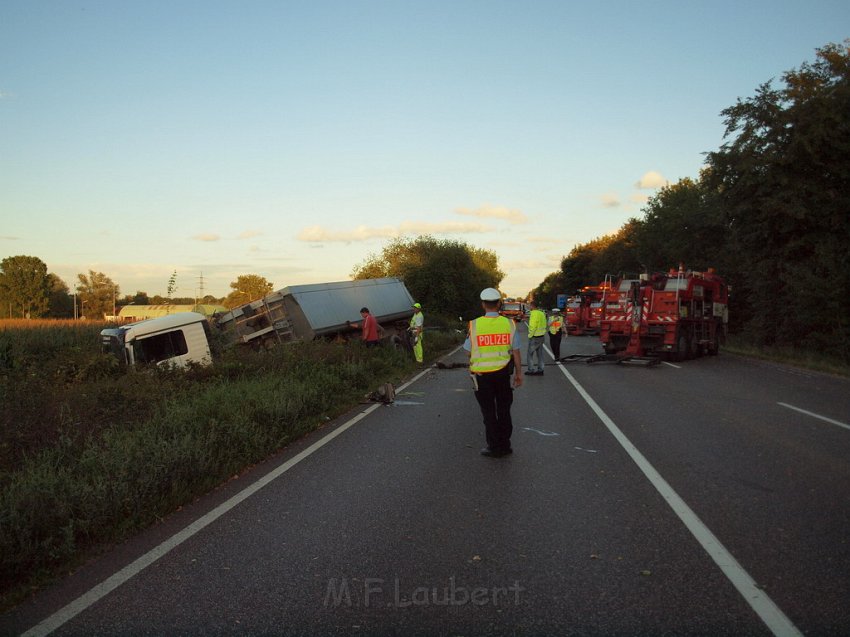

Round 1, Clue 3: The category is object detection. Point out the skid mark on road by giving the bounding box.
[558,365,802,637]
[522,427,560,437]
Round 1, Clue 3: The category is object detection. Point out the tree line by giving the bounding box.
[0,259,279,320]
[532,41,850,363]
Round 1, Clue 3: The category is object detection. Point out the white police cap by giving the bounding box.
[480,287,501,301]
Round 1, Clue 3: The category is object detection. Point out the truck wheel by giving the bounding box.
[675,333,688,362]
[689,336,702,358]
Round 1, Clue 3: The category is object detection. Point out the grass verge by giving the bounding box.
[0,329,462,612]
[724,333,850,378]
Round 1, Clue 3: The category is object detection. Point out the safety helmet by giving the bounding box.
[551,308,560,313]
[480,288,501,301]
[413,302,421,309]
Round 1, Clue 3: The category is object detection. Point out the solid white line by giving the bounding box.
[22,365,435,637]
[778,402,850,431]
[559,366,803,637]
[663,361,681,369]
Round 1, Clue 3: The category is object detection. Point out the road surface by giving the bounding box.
[4,329,850,636]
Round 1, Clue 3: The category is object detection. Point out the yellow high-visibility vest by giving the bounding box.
[528,309,547,337]
[548,316,563,335]
[469,316,515,373]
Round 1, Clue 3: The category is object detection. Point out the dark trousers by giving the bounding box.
[473,367,514,452]
[549,332,562,360]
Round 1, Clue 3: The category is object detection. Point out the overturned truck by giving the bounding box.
[215,278,416,349]
[101,278,417,368]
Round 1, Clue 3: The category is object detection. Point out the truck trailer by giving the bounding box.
[214,278,416,349]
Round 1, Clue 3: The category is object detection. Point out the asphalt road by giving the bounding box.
[4,329,850,636]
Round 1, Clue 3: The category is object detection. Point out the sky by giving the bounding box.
[2,1,848,300]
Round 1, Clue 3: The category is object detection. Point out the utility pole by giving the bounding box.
[197,272,205,303]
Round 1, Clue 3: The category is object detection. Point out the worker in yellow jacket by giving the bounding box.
[525,299,547,375]
[409,302,424,363]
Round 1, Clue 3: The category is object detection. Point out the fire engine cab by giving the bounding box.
[565,281,613,336]
[599,267,729,362]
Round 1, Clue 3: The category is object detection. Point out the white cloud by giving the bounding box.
[238,230,262,240]
[635,171,668,189]
[193,233,221,242]
[455,205,528,224]
[600,193,621,208]
[297,221,492,243]
[630,193,650,205]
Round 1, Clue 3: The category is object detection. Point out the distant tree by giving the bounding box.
[166,270,178,301]
[0,255,51,318]
[123,291,151,305]
[530,270,569,310]
[47,273,74,318]
[76,270,119,319]
[351,236,504,320]
[224,275,274,308]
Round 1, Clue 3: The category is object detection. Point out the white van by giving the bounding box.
[101,312,212,369]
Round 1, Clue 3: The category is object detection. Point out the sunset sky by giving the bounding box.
[2,1,847,299]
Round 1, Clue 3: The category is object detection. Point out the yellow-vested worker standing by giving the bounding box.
[409,302,424,363]
[464,288,523,457]
[547,308,566,361]
[525,299,547,375]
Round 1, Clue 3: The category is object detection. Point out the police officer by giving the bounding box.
[464,288,523,457]
[547,307,566,361]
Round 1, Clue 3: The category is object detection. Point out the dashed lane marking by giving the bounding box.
[778,402,850,431]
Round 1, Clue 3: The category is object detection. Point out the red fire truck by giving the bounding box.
[598,267,729,362]
[565,281,613,335]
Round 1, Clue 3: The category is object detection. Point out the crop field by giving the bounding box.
[0,318,462,610]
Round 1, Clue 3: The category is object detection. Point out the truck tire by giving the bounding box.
[675,332,688,362]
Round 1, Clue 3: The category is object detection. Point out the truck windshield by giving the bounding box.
[132,330,189,365]
[101,333,127,365]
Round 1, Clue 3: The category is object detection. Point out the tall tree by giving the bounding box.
[633,175,728,273]
[224,275,274,308]
[352,236,504,320]
[705,40,850,358]
[76,270,119,319]
[0,255,51,318]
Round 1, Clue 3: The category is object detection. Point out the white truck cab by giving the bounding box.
[101,312,212,369]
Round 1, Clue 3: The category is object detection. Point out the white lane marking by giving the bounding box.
[21,364,438,637]
[663,361,681,369]
[559,366,802,637]
[778,402,850,431]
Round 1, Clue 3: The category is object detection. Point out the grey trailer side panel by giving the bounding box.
[215,278,415,346]
[283,278,415,338]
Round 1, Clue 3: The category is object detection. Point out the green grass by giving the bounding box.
[724,333,850,377]
[0,321,463,611]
